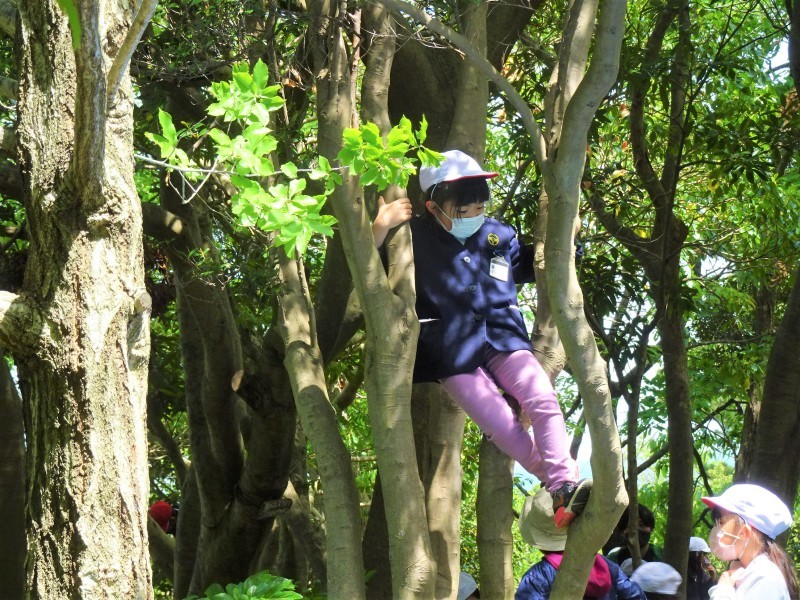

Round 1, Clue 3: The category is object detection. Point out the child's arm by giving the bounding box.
[372,196,413,247]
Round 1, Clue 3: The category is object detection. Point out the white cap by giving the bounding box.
[689,536,711,552]
[620,557,642,577]
[630,562,682,594]
[418,150,498,193]
[702,483,792,540]
[457,572,478,600]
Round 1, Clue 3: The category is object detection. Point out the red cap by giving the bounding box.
[148,501,172,531]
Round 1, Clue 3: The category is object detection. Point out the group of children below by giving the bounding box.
[512,483,797,599]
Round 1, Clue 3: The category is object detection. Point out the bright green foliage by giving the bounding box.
[145,59,337,257]
[338,116,441,190]
[184,571,303,600]
[145,61,440,257]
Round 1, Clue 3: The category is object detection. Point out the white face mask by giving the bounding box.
[709,524,748,562]
[431,202,485,241]
[449,214,485,240]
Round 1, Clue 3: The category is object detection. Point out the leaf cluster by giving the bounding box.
[185,571,303,600]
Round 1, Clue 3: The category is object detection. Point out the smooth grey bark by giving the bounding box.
[477,441,515,600]
[16,0,153,596]
[421,386,467,599]
[362,473,392,599]
[0,354,24,598]
[273,247,365,599]
[310,0,435,596]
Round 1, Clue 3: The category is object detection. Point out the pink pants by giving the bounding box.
[440,347,577,491]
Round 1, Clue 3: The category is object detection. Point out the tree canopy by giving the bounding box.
[0,0,798,598]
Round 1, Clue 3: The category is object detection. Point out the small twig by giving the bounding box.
[107,0,159,107]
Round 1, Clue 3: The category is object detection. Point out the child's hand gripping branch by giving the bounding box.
[372,196,413,247]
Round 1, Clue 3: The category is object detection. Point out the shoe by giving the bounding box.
[551,479,592,528]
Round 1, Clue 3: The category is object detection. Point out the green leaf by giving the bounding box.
[280,162,298,178]
[233,71,253,93]
[361,122,382,146]
[208,128,232,148]
[418,115,429,144]
[56,0,82,50]
[158,109,178,147]
[253,59,269,88]
[144,133,173,159]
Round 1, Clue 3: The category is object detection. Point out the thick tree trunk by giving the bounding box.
[422,387,467,599]
[747,264,800,507]
[16,1,152,596]
[0,355,25,598]
[363,473,392,599]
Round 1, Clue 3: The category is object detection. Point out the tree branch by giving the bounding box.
[147,517,175,583]
[627,5,679,210]
[376,0,548,167]
[0,163,23,201]
[660,4,690,198]
[2,126,15,156]
[0,75,16,101]
[107,0,158,107]
[147,406,189,486]
[556,0,627,174]
[0,0,16,39]
[548,0,597,144]
[0,291,41,357]
[141,202,192,246]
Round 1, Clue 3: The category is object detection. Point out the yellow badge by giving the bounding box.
[487,233,499,246]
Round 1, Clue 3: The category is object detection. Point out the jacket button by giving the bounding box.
[468,285,477,292]
[463,256,471,263]
[473,314,483,321]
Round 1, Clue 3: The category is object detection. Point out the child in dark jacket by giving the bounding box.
[515,488,647,600]
[373,150,591,527]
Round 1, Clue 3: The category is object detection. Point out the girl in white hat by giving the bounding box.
[701,483,798,599]
[687,536,716,600]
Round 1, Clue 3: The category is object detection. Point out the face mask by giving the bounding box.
[637,530,651,549]
[709,524,747,562]
[449,215,485,240]
[431,202,485,241]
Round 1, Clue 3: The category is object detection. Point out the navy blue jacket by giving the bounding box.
[515,555,647,600]
[410,215,535,382]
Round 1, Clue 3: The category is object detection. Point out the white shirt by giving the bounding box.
[708,553,790,600]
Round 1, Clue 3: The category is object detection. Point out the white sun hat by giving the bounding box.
[630,561,682,594]
[701,483,792,540]
[689,536,711,552]
[418,150,498,193]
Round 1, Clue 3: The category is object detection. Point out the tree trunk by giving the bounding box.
[0,355,25,598]
[477,441,515,600]
[311,1,435,596]
[274,248,365,599]
[657,308,693,587]
[422,386,467,599]
[16,1,152,596]
[747,264,800,507]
